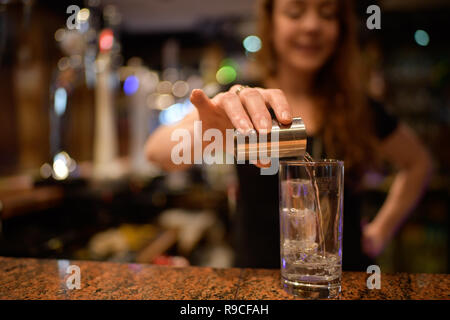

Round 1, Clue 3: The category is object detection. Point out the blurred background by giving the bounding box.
[0,0,448,273]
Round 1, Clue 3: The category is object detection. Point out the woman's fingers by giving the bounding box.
[218,91,254,134]
[191,89,253,133]
[256,88,292,125]
[191,86,292,136]
[236,87,272,133]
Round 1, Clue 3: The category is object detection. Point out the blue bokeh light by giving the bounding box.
[123,75,140,96]
[54,87,67,116]
[159,99,194,125]
[243,35,262,53]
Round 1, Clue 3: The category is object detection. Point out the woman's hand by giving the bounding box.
[362,124,433,259]
[146,84,292,171]
[361,222,391,259]
[189,84,293,135]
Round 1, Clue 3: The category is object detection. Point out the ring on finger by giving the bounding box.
[235,85,249,96]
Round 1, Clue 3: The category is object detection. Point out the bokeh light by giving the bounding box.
[54,28,65,42]
[123,75,140,95]
[77,8,90,22]
[216,66,237,85]
[159,99,194,125]
[172,80,189,98]
[53,159,69,180]
[99,29,114,52]
[52,152,72,180]
[243,35,262,53]
[54,88,67,116]
[157,81,173,94]
[156,94,175,110]
[40,163,52,179]
[414,30,430,46]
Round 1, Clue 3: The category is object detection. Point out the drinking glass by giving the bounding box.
[279,160,344,299]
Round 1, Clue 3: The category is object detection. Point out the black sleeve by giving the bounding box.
[368,99,399,140]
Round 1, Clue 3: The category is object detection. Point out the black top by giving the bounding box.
[232,100,398,271]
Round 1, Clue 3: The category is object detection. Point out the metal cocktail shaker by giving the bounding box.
[234,117,307,161]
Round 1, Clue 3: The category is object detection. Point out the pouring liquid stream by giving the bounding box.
[302,152,326,258]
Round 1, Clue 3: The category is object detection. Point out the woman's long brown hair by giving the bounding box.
[256,0,378,182]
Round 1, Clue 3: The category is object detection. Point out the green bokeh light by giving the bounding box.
[216,66,237,85]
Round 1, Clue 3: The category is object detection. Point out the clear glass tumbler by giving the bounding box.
[279,160,344,299]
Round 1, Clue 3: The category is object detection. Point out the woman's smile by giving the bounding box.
[291,42,324,55]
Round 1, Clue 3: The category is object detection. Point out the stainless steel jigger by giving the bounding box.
[234,117,307,161]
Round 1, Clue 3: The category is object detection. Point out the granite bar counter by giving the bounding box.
[0,256,448,300]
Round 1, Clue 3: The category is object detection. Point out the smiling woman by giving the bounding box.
[145,0,432,272]
[256,0,377,175]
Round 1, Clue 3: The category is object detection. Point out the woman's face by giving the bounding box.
[272,0,340,74]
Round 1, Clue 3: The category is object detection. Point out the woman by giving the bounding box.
[146,0,432,270]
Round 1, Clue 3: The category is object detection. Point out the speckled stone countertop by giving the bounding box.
[0,256,448,300]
